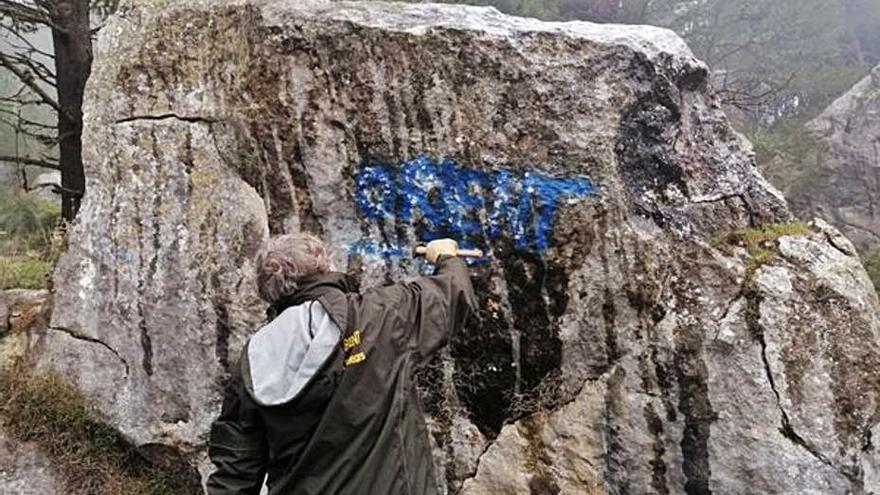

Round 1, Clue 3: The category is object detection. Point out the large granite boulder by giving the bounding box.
[44,1,879,493]
[805,65,880,255]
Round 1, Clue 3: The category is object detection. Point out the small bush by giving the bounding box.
[0,256,52,289]
[0,369,199,495]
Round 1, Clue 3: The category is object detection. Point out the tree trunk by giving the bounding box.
[52,0,92,222]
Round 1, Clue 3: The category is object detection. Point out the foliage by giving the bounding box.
[712,221,813,275]
[0,255,51,289]
[0,189,63,289]
[0,369,197,495]
[0,188,61,254]
[744,120,820,200]
[862,247,880,293]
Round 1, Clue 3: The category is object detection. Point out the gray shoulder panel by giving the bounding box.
[246,302,342,406]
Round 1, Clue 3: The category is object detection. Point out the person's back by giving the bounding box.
[207,235,477,495]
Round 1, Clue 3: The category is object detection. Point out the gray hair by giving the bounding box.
[256,233,335,303]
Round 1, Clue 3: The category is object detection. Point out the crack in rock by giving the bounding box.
[114,113,218,125]
[48,326,130,375]
[822,231,857,258]
[746,293,862,486]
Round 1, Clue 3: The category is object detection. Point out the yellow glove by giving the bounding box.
[425,239,458,263]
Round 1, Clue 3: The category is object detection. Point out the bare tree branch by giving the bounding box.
[0,0,63,31]
[5,51,56,87]
[0,155,60,170]
[0,22,55,59]
[0,50,63,116]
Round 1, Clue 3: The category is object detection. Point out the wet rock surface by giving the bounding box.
[45,1,879,493]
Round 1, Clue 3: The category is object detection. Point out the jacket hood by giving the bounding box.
[243,299,344,407]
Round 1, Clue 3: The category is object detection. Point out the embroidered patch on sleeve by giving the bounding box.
[344,352,366,367]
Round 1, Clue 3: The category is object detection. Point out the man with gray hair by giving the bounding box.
[206,233,477,495]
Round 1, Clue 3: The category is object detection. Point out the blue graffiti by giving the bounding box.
[350,155,595,256]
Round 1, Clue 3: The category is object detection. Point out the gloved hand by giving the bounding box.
[424,239,458,263]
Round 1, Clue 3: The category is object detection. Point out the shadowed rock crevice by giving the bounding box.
[114,113,218,125]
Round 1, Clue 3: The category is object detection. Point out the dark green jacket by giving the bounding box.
[206,257,476,495]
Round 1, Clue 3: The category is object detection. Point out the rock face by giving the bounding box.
[805,65,880,255]
[0,431,63,495]
[45,1,880,493]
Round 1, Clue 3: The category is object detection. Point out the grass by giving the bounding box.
[0,369,200,495]
[0,189,61,253]
[712,221,813,275]
[0,256,52,289]
[0,189,65,289]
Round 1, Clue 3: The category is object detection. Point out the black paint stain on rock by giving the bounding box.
[616,56,688,220]
[447,239,567,438]
[450,269,516,438]
[415,353,446,418]
[503,248,564,409]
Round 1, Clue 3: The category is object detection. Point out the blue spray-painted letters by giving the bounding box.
[350,155,595,256]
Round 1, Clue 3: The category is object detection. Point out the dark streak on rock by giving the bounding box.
[602,287,619,370]
[140,319,154,376]
[644,403,670,495]
[602,366,631,494]
[674,318,714,495]
[214,302,231,372]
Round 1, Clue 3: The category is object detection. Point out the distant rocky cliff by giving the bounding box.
[36,1,880,493]
[804,65,880,255]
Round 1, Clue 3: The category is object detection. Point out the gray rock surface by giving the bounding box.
[805,65,880,254]
[0,430,63,495]
[44,1,879,493]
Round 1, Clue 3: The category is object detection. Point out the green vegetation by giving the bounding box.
[0,256,52,289]
[0,189,62,253]
[862,248,880,292]
[0,369,195,495]
[0,189,63,289]
[712,222,813,275]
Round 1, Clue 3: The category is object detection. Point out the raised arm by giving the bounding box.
[409,255,478,359]
[359,242,478,364]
